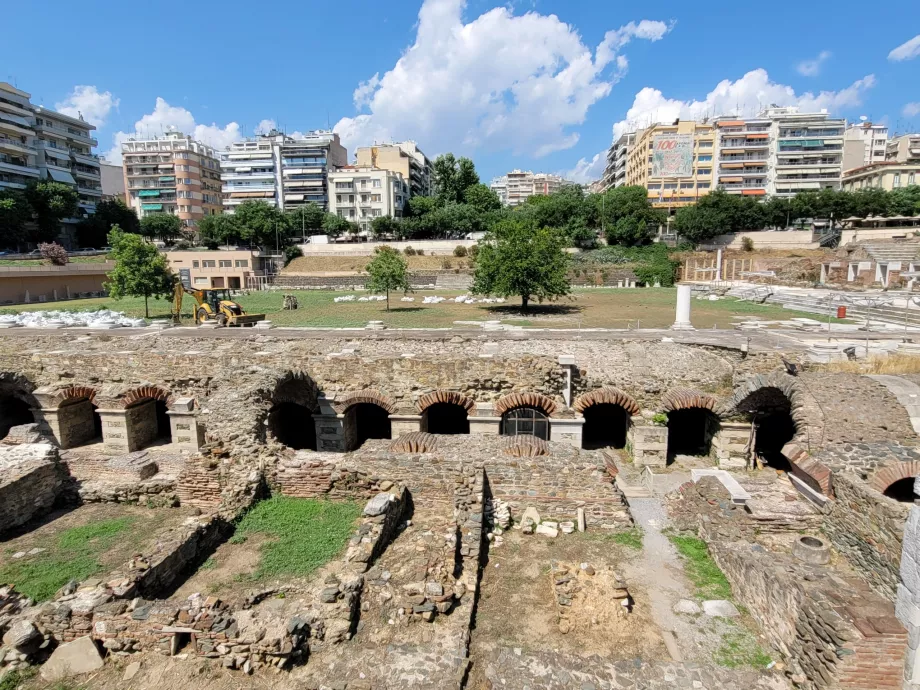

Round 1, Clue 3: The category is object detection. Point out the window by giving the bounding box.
[894,173,901,188]
[371,194,381,202]
[373,179,381,188]
[910,173,916,185]
[698,182,711,189]
[219,260,232,268]
[194,277,207,286]
[192,260,200,268]
[360,180,367,189]
[235,260,248,268]
[202,260,216,268]
[373,209,382,217]
[697,155,712,162]
[699,141,713,148]
[501,407,549,440]
[680,183,694,189]
[698,168,711,176]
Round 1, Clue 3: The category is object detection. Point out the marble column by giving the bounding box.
[671,284,695,330]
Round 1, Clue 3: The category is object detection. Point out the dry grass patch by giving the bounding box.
[818,354,920,374]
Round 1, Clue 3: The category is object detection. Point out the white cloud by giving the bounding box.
[334,0,672,158]
[905,103,920,117]
[105,97,243,163]
[54,85,119,127]
[797,50,831,77]
[564,69,877,184]
[889,35,920,61]
[254,119,277,135]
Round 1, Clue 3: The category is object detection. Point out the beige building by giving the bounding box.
[122,132,223,232]
[843,122,889,172]
[33,107,101,216]
[626,121,715,209]
[354,142,432,197]
[841,162,920,192]
[0,262,114,305]
[164,250,277,290]
[327,167,409,234]
[0,83,40,192]
[714,116,771,198]
[490,169,573,207]
[886,134,920,163]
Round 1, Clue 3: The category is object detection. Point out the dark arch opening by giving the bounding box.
[739,387,796,472]
[155,399,172,441]
[268,402,316,450]
[500,406,550,441]
[59,396,102,447]
[0,394,33,439]
[667,408,719,460]
[884,477,917,503]
[422,403,470,435]
[346,403,391,450]
[582,403,630,449]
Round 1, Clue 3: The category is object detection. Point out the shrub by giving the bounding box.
[453,245,468,257]
[441,258,452,269]
[174,240,192,250]
[652,412,668,426]
[741,236,754,252]
[416,249,424,256]
[39,242,68,266]
[468,244,479,260]
[283,245,303,266]
[403,246,416,256]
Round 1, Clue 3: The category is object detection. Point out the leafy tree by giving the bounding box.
[406,195,439,218]
[0,190,32,249]
[365,246,410,311]
[322,213,351,238]
[471,219,570,311]
[463,183,502,212]
[23,180,79,243]
[234,200,292,249]
[433,153,480,205]
[39,242,68,265]
[889,187,920,216]
[284,245,303,266]
[198,214,243,248]
[76,198,139,248]
[104,227,175,318]
[284,202,326,239]
[140,213,183,242]
[595,186,663,246]
[762,196,793,228]
[370,215,401,238]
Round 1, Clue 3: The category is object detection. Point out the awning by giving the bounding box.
[234,166,252,173]
[141,204,163,211]
[742,189,766,196]
[720,149,743,155]
[159,176,175,182]
[230,191,274,198]
[285,194,304,202]
[717,120,744,127]
[743,161,766,166]
[745,133,769,139]
[46,168,76,184]
[158,164,173,169]
[720,177,743,183]
[138,190,160,197]
[0,112,31,127]
[720,163,744,169]
[332,177,354,183]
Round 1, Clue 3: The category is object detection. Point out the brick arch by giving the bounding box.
[870,461,920,494]
[573,387,640,416]
[122,385,172,408]
[661,388,719,413]
[721,372,820,447]
[416,390,476,414]
[56,385,98,406]
[333,390,397,415]
[495,392,558,417]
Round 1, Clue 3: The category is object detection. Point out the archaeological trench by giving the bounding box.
[1,329,920,688]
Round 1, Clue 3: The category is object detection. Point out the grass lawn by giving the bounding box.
[667,533,733,600]
[0,256,111,267]
[233,497,361,579]
[0,287,848,330]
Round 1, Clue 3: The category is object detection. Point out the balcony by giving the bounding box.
[77,185,103,196]
[223,184,275,194]
[0,159,39,177]
[0,136,35,155]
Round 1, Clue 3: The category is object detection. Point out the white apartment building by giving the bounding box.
[33,107,101,215]
[843,122,889,172]
[600,131,636,192]
[355,141,432,197]
[0,83,40,192]
[489,176,508,205]
[221,130,347,213]
[327,166,408,234]
[491,169,573,207]
[714,115,772,198]
[763,107,845,197]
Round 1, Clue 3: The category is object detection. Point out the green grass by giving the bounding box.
[667,533,733,600]
[235,497,361,579]
[0,256,111,267]
[0,287,851,330]
[714,631,772,669]
[0,518,133,602]
[0,668,36,690]
[579,527,644,549]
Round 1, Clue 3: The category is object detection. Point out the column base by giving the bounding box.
[670,321,696,330]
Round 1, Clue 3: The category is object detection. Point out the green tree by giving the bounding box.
[198,214,243,248]
[365,246,410,311]
[140,213,183,242]
[370,215,401,238]
[322,213,351,238]
[284,202,326,240]
[23,180,79,243]
[406,195,440,218]
[234,200,291,249]
[471,220,570,311]
[433,154,480,205]
[76,198,139,248]
[463,183,502,212]
[889,186,920,216]
[595,186,663,246]
[104,227,175,318]
[0,190,32,249]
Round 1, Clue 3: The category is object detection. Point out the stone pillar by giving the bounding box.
[32,402,96,449]
[549,418,584,449]
[97,408,131,454]
[715,248,723,281]
[712,421,750,469]
[98,401,158,454]
[469,402,501,436]
[390,414,422,437]
[671,284,694,330]
[313,415,345,452]
[896,506,920,687]
[166,397,204,453]
[627,420,668,467]
[558,355,576,407]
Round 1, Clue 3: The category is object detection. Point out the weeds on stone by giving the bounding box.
[714,630,771,669]
[667,533,733,600]
[580,528,643,550]
[235,497,361,579]
[0,518,133,602]
[200,557,217,570]
[0,667,36,690]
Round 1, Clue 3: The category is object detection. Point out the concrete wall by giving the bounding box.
[840,226,919,244]
[700,230,819,250]
[0,263,114,305]
[298,240,478,256]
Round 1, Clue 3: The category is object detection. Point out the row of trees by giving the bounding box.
[0,181,82,249]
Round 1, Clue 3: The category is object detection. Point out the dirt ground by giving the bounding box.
[170,533,272,603]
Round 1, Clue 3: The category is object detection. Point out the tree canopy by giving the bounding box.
[140,213,183,242]
[365,246,410,311]
[76,198,139,248]
[104,227,175,318]
[22,181,80,244]
[433,154,480,205]
[471,219,570,310]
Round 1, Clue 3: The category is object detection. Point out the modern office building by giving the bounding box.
[713,115,772,198]
[0,82,40,192]
[490,169,572,207]
[843,122,889,172]
[121,132,222,231]
[600,131,636,192]
[327,166,409,234]
[886,134,920,163]
[221,130,347,213]
[355,141,432,197]
[763,106,844,197]
[625,121,715,209]
[33,107,101,216]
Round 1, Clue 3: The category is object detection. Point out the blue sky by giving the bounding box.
[4,0,920,183]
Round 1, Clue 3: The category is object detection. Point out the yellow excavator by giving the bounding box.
[172,277,265,327]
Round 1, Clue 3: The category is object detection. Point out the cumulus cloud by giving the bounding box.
[333,0,672,158]
[105,98,243,163]
[889,35,920,61]
[564,69,876,184]
[797,50,831,77]
[254,119,277,135]
[905,103,920,117]
[54,85,119,127]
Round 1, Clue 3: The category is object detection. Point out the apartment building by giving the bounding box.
[842,133,920,192]
[355,141,432,197]
[327,166,408,233]
[0,83,40,192]
[33,107,101,215]
[221,130,347,213]
[625,121,715,209]
[490,170,572,207]
[843,122,889,172]
[886,134,920,163]
[100,160,125,201]
[122,132,222,231]
[714,115,771,197]
[489,176,508,206]
[765,107,844,197]
[600,131,636,192]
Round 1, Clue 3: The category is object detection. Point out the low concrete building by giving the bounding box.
[0,262,114,305]
[164,249,277,290]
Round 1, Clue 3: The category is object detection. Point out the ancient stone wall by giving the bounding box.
[0,444,70,534]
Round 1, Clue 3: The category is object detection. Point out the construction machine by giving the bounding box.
[172,280,265,327]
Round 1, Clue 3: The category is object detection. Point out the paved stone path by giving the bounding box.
[867,374,920,436]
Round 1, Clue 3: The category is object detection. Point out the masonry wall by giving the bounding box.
[0,445,69,533]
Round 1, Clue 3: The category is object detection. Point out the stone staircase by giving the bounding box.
[864,242,920,264]
[435,272,473,290]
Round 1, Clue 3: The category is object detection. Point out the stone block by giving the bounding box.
[41,635,104,680]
